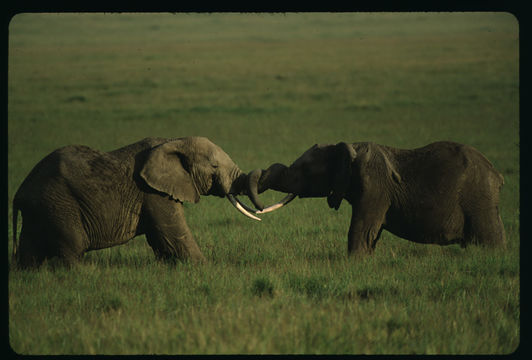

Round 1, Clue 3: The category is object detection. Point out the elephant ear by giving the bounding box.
[327,142,357,210]
[140,140,200,203]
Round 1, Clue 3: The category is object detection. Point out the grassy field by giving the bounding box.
[7,13,519,354]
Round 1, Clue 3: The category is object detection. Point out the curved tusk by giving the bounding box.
[227,194,262,221]
[256,193,296,214]
[234,196,259,214]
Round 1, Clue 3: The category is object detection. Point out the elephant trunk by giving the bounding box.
[226,169,262,221]
[226,163,296,219]
[247,163,296,214]
[249,163,291,193]
[247,169,265,210]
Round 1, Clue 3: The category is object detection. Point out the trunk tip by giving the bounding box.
[247,169,265,210]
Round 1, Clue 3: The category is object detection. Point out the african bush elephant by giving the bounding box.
[247,141,505,256]
[12,136,262,268]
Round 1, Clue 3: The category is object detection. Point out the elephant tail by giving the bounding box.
[12,198,19,265]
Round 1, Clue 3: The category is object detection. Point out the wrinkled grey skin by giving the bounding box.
[12,137,255,268]
[248,141,505,256]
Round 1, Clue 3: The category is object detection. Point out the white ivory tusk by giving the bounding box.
[234,196,259,214]
[256,203,285,214]
[235,201,262,221]
[227,195,262,221]
[256,194,296,214]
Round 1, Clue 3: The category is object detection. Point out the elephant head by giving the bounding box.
[247,141,401,213]
[140,137,261,220]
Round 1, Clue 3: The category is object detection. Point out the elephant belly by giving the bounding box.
[78,192,143,251]
[385,205,465,245]
[84,206,142,251]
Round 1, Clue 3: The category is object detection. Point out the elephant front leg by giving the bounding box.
[143,194,206,263]
[347,205,385,257]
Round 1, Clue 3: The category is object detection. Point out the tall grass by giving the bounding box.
[8,13,519,354]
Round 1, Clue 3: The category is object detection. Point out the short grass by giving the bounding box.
[8,13,519,354]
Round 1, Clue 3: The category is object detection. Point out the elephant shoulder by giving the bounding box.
[351,142,373,160]
[111,137,169,152]
[352,142,371,151]
[350,142,402,185]
[351,142,394,164]
[108,137,167,156]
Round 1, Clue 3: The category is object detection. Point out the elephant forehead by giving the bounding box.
[182,136,214,149]
[293,144,332,165]
[183,137,233,165]
[179,137,214,155]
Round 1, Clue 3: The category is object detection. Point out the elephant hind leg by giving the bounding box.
[15,205,87,269]
[53,234,87,267]
[16,226,84,268]
[464,207,506,248]
[16,229,47,269]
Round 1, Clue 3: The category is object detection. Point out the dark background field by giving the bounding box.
[8,13,519,354]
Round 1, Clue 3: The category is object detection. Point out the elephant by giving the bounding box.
[12,136,263,268]
[247,141,506,256]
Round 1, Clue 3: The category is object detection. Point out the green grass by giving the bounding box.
[8,13,519,354]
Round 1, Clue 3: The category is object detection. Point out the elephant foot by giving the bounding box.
[149,235,206,264]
